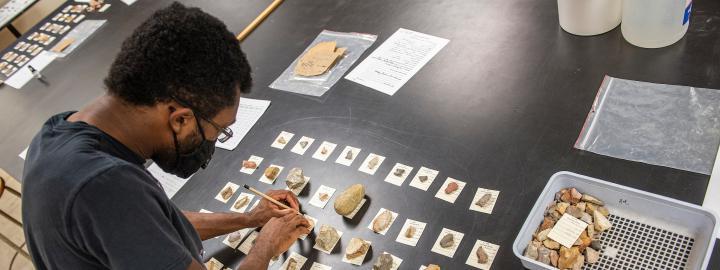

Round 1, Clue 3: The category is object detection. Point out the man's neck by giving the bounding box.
[67,95,162,160]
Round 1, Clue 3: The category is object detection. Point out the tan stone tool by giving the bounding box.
[294,41,346,77]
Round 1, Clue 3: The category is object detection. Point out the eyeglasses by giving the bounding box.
[171,96,234,143]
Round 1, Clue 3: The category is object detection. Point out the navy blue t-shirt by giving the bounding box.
[22,112,203,269]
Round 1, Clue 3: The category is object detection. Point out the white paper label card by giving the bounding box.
[271,131,294,149]
[366,208,398,235]
[290,136,315,155]
[395,219,427,247]
[299,215,317,240]
[465,240,500,270]
[434,177,466,204]
[313,225,343,254]
[309,185,336,208]
[285,176,310,195]
[240,155,263,175]
[469,188,500,214]
[222,229,250,249]
[335,146,361,166]
[229,193,255,213]
[384,163,413,186]
[248,200,260,212]
[548,213,588,248]
[309,262,332,270]
[215,182,240,203]
[312,141,337,161]
[199,209,213,213]
[238,231,259,255]
[280,252,307,270]
[258,165,284,184]
[205,257,223,270]
[344,198,367,219]
[341,239,371,265]
[345,28,449,96]
[409,167,439,191]
[358,153,386,175]
[431,228,464,258]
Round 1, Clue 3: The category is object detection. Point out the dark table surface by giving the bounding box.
[1,0,720,269]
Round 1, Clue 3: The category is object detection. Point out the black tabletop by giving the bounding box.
[1,0,719,269]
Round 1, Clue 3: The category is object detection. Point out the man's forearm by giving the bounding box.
[182,211,256,240]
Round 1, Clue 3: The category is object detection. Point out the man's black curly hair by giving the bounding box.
[105,2,252,117]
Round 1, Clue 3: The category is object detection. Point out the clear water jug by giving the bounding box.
[621,0,693,48]
[557,0,622,36]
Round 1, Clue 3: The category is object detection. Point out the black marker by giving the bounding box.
[28,65,42,79]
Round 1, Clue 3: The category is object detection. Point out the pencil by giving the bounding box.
[236,0,284,41]
[243,184,302,214]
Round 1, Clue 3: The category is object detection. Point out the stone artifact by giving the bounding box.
[367,156,380,169]
[316,225,340,251]
[277,136,287,144]
[264,166,280,180]
[221,186,234,200]
[393,168,405,177]
[345,150,354,160]
[233,196,249,210]
[476,246,489,264]
[372,210,393,232]
[593,210,612,232]
[299,141,308,148]
[439,233,454,248]
[334,184,365,215]
[558,247,580,269]
[319,192,329,202]
[526,187,612,267]
[426,265,441,270]
[585,247,599,264]
[405,225,416,238]
[320,147,328,155]
[207,260,220,270]
[345,238,370,260]
[444,181,459,194]
[227,231,244,242]
[372,253,393,270]
[242,160,257,169]
[582,194,604,206]
[295,41,346,77]
[286,258,297,270]
[285,168,306,189]
[475,193,492,207]
[418,175,429,182]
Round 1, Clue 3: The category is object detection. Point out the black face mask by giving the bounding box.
[156,116,216,178]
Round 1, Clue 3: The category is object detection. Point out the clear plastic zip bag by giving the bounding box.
[575,76,720,174]
[269,30,377,97]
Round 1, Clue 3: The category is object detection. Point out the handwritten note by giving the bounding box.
[146,163,191,199]
[345,28,449,95]
[548,213,588,248]
[215,98,271,150]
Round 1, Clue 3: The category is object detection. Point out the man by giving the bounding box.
[21,3,309,269]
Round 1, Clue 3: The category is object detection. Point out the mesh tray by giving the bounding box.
[512,172,718,270]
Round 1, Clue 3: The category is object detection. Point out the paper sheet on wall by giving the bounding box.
[702,144,720,238]
[147,163,191,198]
[215,98,271,150]
[345,28,448,95]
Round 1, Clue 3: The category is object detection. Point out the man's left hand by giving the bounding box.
[247,189,301,227]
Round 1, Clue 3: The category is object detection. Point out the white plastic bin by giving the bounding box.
[557,0,622,36]
[513,171,718,270]
[622,0,693,48]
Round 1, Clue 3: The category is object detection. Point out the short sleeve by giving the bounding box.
[67,165,193,270]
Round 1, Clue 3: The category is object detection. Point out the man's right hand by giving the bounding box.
[250,212,311,260]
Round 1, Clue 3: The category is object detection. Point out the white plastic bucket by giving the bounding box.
[557,0,622,36]
[621,0,693,48]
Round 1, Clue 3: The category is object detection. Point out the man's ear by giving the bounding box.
[167,102,194,134]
